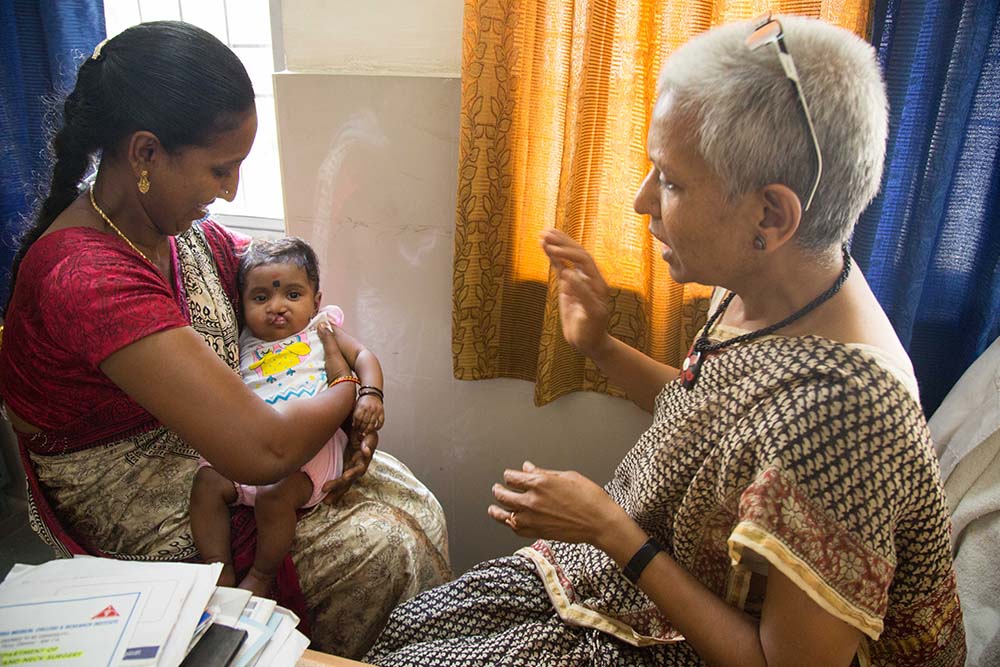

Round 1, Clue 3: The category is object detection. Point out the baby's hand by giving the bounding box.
[353,394,384,434]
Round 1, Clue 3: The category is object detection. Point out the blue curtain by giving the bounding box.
[0,0,105,303]
[854,0,1000,416]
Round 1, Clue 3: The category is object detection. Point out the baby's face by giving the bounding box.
[241,263,320,341]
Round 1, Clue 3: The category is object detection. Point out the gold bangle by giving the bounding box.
[327,375,360,388]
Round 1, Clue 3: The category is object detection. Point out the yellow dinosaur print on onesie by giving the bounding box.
[248,340,312,377]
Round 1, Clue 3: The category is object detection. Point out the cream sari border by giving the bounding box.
[728,521,884,641]
[516,546,681,647]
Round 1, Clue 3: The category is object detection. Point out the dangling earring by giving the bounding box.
[137,170,150,194]
[753,235,766,251]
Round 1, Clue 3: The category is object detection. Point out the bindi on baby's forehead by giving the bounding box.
[241,262,317,298]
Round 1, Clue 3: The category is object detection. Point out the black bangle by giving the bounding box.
[358,388,384,401]
[622,537,663,584]
[359,385,383,396]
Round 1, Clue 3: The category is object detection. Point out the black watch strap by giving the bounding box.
[622,537,664,584]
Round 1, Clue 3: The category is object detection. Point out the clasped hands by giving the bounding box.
[333,393,385,504]
[320,429,377,506]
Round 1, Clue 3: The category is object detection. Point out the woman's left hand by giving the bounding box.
[488,461,627,547]
[321,429,378,505]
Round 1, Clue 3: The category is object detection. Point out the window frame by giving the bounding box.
[214,0,285,235]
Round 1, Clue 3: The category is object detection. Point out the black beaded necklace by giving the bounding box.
[680,244,852,390]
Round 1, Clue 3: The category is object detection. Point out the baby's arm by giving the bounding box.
[329,326,384,434]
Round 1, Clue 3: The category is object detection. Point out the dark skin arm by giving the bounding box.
[100,323,355,485]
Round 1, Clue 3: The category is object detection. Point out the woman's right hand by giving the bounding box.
[539,229,612,358]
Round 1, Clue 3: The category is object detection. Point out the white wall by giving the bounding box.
[282,0,463,76]
[275,1,652,573]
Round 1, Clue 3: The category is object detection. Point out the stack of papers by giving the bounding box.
[0,558,309,666]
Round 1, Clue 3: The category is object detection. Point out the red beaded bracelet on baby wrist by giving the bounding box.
[328,375,360,389]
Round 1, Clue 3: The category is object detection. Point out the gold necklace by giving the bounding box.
[88,185,151,263]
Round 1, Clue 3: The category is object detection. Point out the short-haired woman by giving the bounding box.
[367,15,964,667]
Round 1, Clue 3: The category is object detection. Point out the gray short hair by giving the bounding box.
[657,15,888,250]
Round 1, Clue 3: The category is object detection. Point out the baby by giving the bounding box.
[190,237,385,595]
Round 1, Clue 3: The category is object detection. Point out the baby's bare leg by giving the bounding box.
[190,466,239,586]
[240,471,313,597]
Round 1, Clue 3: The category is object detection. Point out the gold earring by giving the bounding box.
[137,170,150,194]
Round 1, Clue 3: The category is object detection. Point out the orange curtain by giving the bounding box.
[452,0,872,405]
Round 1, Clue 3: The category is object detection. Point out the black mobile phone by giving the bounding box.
[179,622,248,667]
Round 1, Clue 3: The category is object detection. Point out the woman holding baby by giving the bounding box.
[0,21,449,659]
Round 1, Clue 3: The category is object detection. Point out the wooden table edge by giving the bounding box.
[296,648,375,666]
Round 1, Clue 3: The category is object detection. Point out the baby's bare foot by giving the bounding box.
[238,567,276,597]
